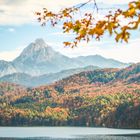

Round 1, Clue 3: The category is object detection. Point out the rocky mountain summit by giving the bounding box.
[0,38,129,78]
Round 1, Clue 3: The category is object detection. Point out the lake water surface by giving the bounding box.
[0,127,140,140]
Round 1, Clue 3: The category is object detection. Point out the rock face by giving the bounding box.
[0,38,129,78]
[13,38,81,76]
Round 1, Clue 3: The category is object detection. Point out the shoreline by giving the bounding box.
[0,133,140,139]
[0,126,140,129]
[0,134,140,140]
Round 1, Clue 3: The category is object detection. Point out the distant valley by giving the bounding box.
[0,65,99,87]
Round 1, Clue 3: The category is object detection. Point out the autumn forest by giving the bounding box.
[0,63,140,128]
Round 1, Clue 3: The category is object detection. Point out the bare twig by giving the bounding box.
[93,0,98,12]
[76,0,93,9]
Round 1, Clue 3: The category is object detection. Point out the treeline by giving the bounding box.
[0,90,139,128]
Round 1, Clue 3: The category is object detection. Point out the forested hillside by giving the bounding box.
[0,63,140,128]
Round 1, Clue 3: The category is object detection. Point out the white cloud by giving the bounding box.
[97,0,132,4]
[0,0,131,25]
[0,37,140,63]
[0,0,86,25]
[8,28,15,32]
[50,32,75,36]
[0,0,138,63]
[53,38,140,63]
[0,47,22,61]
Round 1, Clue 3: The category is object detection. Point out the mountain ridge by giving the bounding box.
[0,65,100,87]
[0,38,130,77]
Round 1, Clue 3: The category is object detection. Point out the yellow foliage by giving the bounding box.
[36,0,140,47]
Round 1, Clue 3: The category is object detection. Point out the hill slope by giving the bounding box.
[0,65,99,87]
[74,55,129,68]
[0,63,140,128]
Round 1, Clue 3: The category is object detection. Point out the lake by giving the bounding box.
[0,127,140,140]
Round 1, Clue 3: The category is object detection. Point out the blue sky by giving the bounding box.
[0,0,140,63]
